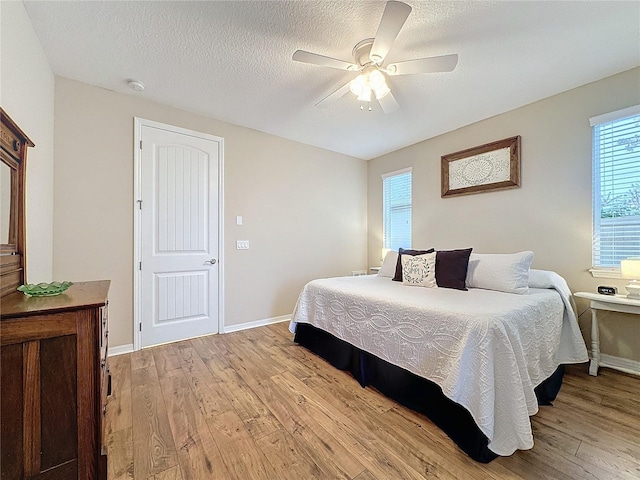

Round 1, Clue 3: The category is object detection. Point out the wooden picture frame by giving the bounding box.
[441,136,520,198]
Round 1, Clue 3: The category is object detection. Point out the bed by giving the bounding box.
[288,253,588,462]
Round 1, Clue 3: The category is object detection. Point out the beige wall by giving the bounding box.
[1,1,55,282]
[368,68,640,362]
[8,0,638,362]
[54,77,367,348]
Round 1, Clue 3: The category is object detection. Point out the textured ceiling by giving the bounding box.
[23,1,640,160]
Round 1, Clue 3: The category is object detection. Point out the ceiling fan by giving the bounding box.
[292,1,458,113]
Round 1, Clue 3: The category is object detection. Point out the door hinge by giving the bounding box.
[139,323,142,332]
[139,261,142,271]
[137,199,142,209]
[139,140,142,149]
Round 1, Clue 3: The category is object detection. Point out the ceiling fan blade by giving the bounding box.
[370,1,412,64]
[387,54,459,75]
[293,50,358,71]
[377,91,400,114]
[315,81,352,109]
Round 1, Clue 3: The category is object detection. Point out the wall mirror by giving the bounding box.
[1,160,12,245]
[1,107,34,296]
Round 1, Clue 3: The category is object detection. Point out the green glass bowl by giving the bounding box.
[17,281,73,297]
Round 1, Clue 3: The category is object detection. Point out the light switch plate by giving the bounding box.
[237,240,250,250]
[236,216,243,225]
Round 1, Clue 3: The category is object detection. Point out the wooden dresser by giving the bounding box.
[1,280,110,480]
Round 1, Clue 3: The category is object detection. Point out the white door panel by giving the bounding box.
[139,124,221,347]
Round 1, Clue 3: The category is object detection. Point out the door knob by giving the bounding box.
[206,259,217,265]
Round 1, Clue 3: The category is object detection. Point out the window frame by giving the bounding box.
[589,104,640,278]
[382,167,412,253]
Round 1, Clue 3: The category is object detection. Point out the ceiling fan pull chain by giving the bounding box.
[359,101,373,112]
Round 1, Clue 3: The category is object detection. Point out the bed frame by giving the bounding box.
[294,323,565,463]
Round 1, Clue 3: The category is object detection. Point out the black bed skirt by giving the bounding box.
[293,323,565,463]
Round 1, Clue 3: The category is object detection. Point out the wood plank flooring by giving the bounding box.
[104,322,640,480]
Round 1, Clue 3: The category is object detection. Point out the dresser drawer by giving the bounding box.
[99,301,109,403]
[99,302,110,458]
[99,304,108,342]
[100,357,110,454]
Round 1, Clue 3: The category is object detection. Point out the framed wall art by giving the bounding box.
[441,136,521,198]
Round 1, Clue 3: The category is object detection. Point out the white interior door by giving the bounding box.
[138,123,222,348]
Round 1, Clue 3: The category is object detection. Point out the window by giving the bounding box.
[382,168,412,251]
[591,105,640,268]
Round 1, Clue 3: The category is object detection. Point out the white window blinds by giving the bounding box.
[382,168,412,251]
[590,105,640,267]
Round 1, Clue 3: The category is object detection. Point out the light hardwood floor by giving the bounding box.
[105,322,640,480]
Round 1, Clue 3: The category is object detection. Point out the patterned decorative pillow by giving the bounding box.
[393,247,435,281]
[401,252,437,288]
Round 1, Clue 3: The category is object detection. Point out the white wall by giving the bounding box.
[368,67,640,362]
[0,1,55,282]
[54,77,367,348]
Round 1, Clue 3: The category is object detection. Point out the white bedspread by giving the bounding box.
[289,270,588,456]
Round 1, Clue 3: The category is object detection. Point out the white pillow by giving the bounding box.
[378,250,399,278]
[466,251,534,294]
[402,252,437,288]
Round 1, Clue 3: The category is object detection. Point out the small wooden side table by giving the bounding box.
[573,291,640,376]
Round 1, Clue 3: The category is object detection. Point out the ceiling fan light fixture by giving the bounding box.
[374,84,391,99]
[368,69,387,91]
[357,86,372,102]
[350,73,368,96]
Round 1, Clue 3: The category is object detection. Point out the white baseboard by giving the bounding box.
[223,314,291,334]
[109,316,290,354]
[599,353,640,376]
[108,344,134,357]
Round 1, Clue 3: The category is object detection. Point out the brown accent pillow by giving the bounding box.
[393,248,435,282]
[435,248,473,290]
